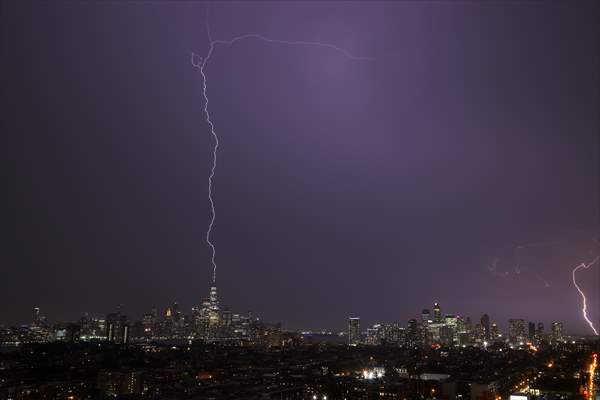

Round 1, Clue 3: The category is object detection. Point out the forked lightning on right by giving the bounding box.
[572,255,600,335]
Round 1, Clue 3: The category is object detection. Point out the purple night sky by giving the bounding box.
[3,2,600,332]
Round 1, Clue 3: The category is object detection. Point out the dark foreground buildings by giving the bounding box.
[0,339,598,400]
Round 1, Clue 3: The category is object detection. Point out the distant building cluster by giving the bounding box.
[347,302,566,349]
[0,296,575,352]
[0,286,283,347]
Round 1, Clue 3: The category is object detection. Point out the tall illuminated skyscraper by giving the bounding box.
[551,321,563,342]
[348,317,361,346]
[433,303,442,323]
[207,286,221,338]
[210,286,219,310]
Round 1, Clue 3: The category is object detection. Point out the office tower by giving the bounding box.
[433,303,442,323]
[465,317,472,333]
[163,306,174,336]
[528,322,536,341]
[366,324,382,345]
[80,317,104,339]
[142,313,155,338]
[439,325,454,346]
[210,286,219,310]
[195,297,212,339]
[406,318,420,347]
[33,307,41,326]
[480,314,490,341]
[490,323,499,340]
[455,317,468,345]
[207,287,221,337]
[536,322,544,341]
[106,312,119,343]
[551,321,563,342]
[422,309,431,323]
[172,302,182,328]
[105,310,128,344]
[31,307,47,328]
[473,323,484,342]
[118,315,128,344]
[347,317,361,345]
[381,323,403,345]
[122,324,129,345]
[221,309,233,327]
[445,314,458,327]
[508,319,526,344]
[456,316,466,332]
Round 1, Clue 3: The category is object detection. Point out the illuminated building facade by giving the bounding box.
[433,303,442,323]
[422,309,431,323]
[508,319,526,345]
[348,317,361,345]
[551,321,563,342]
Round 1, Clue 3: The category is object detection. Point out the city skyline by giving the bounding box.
[5,292,593,338]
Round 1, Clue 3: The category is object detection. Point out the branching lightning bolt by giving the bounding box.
[191,14,372,284]
[572,255,600,335]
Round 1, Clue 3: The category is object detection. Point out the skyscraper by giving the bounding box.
[465,317,472,333]
[528,322,536,341]
[348,317,361,346]
[490,323,499,340]
[480,314,490,341]
[381,323,404,345]
[406,318,421,347]
[551,322,563,342]
[33,307,41,326]
[195,296,212,339]
[208,286,220,334]
[508,319,526,345]
[141,312,155,338]
[172,302,182,329]
[439,325,454,346]
[422,309,431,323]
[32,307,46,327]
[106,312,119,343]
[536,322,544,341]
[105,307,128,344]
[433,303,442,323]
[210,286,219,310]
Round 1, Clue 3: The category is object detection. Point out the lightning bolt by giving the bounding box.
[191,13,372,284]
[572,255,600,335]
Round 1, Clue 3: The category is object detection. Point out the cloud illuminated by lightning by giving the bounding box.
[191,15,372,283]
[572,255,600,335]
